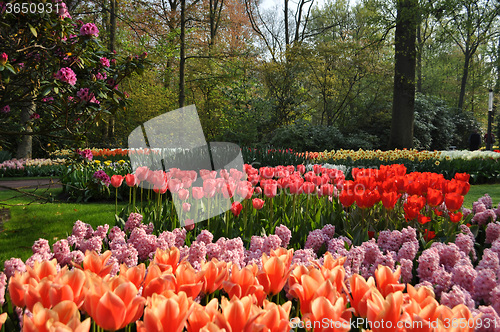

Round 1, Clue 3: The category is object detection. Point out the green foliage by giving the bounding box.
[269,120,379,152]
[0,151,12,164]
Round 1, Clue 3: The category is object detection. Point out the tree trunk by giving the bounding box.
[16,99,35,159]
[388,0,418,149]
[109,0,116,52]
[284,0,289,46]
[179,0,186,107]
[108,0,117,140]
[416,24,422,93]
[458,51,471,110]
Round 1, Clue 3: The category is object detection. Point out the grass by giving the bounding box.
[0,184,498,266]
[463,184,500,209]
[0,188,126,263]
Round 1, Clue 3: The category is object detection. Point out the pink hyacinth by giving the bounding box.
[305,229,327,252]
[486,222,500,244]
[417,247,440,281]
[275,224,291,248]
[291,249,317,266]
[321,224,336,240]
[440,285,475,310]
[399,259,413,284]
[79,23,99,37]
[3,258,26,278]
[451,259,477,292]
[52,239,72,266]
[125,212,143,232]
[55,67,77,85]
[196,230,213,245]
[0,272,6,306]
[473,268,496,303]
[473,306,500,332]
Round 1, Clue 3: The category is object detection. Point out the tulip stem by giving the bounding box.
[115,188,118,216]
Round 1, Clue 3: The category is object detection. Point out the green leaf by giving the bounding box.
[53,87,59,94]
[5,64,16,74]
[28,23,37,37]
[40,86,52,97]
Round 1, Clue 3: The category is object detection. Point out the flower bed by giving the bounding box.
[0,158,65,178]
[2,161,500,330]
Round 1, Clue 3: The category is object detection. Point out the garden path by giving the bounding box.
[0,178,61,191]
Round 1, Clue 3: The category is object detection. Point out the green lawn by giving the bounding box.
[463,184,500,209]
[0,188,126,263]
[0,184,498,266]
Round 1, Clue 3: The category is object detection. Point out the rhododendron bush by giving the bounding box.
[0,0,148,155]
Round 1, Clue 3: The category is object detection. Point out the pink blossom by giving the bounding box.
[291,249,317,266]
[100,57,110,67]
[196,230,213,245]
[55,67,77,85]
[77,88,92,102]
[473,268,496,303]
[79,23,99,37]
[57,1,71,19]
[96,72,107,80]
[1,105,9,114]
[0,52,7,65]
[0,272,6,306]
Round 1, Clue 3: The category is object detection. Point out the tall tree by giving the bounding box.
[436,0,500,110]
[388,0,419,149]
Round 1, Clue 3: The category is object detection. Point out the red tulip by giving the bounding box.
[417,214,431,225]
[125,174,137,187]
[301,182,316,195]
[297,164,306,174]
[192,187,204,200]
[423,229,436,241]
[426,188,444,207]
[339,190,355,207]
[111,175,124,188]
[252,198,265,210]
[381,191,400,210]
[135,166,149,182]
[445,193,464,212]
[263,182,278,198]
[231,202,243,217]
[178,188,189,200]
[449,211,463,223]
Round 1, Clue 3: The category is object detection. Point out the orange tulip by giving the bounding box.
[256,255,291,296]
[142,291,194,332]
[119,263,146,290]
[347,274,377,318]
[187,299,219,332]
[366,291,405,332]
[23,301,91,332]
[303,297,351,332]
[153,247,181,273]
[434,304,477,332]
[0,313,6,331]
[201,259,228,294]
[175,261,205,299]
[213,296,255,331]
[83,275,145,331]
[82,250,114,277]
[253,300,292,332]
[222,264,266,306]
[28,259,59,281]
[374,265,405,297]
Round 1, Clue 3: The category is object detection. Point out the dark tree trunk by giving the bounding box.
[388,0,418,149]
[108,0,117,139]
[458,51,471,110]
[416,24,422,93]
[16,99,35,159]
[284,0,289,46]
[179,0,186,107]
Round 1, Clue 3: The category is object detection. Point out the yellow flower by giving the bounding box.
[94,160,101,164]
[435,161,440,166]
[104,160,112,166]
[118,160,125,164]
